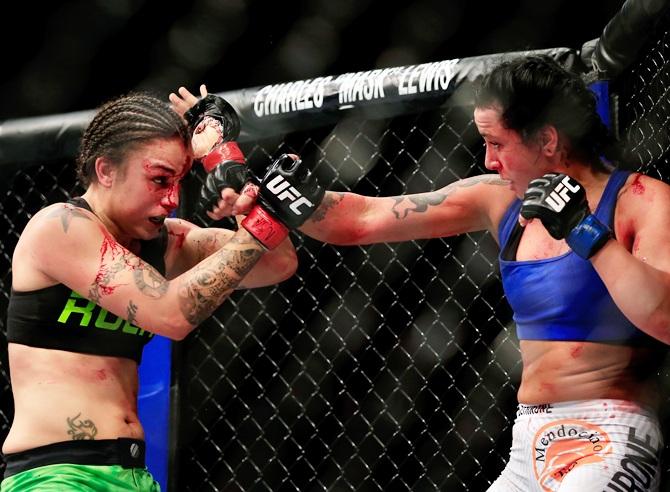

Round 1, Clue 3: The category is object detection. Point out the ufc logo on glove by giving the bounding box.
[266,175,315,215]
[546,176,581,212]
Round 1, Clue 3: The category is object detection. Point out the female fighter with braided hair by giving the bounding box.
[1,88,322,490]
[200,56,670,491]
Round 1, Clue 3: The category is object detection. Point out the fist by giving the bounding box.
[199,160,251,212]
[256,154,325,229]
[184,94,240,142]
[520,173,613,258]
[520,173,588,240]
[241,154,324,249]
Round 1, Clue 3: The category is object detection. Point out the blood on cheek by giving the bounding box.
[143,177,181,209]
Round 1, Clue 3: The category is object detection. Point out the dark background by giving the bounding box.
[2,2,670,491]
[1,0,623,120]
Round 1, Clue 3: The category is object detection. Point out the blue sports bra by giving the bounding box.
[498,170,654,344]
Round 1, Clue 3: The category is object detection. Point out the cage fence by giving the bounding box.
[0,9,669,492]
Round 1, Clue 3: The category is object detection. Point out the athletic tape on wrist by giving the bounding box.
[241,206,289,250]
[202,142,245,173]
[566,214,613,259]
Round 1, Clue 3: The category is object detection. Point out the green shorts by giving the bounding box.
[1,438,160,491]
[0,463,160,491]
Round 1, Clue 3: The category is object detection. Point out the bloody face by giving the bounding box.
[107,137,192,241]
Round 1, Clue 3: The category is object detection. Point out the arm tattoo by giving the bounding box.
[47,205,91,232]
[127,300,139,325]
[66,413,98,440]
[310,192,346,222]
[225,244,265,277]
[178,242,264,326]
[391,192,448,219]
[194,232,224,263]
[89,228,168,302]
[133,265,169,298]
[89,229,135,302]
[390,175,509,219]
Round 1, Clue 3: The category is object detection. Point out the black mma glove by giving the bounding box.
[184,94,251,212]
[199,160,251,212]
[184,94,241,145]
[242,154,325,249]
[520,173,613,259]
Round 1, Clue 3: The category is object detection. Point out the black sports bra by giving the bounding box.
[6,198,168,363]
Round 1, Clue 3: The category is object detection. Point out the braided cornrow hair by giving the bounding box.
[474,55,622,171]
[77,92,190,186]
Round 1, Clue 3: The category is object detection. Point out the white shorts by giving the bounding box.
[487,399,663,492]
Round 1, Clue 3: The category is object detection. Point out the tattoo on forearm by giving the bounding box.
[391,192,448,219]
[310,192,346,222]
[47,205,91,232]
[127,300,138,325]
[178,243,264,326]
[195,233,224,263]
[66,413,98,440]
[133,266,169,298]
[389,175,508,219]
[226,248,264,277]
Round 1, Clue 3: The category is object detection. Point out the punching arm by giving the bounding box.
[242,154,324,249]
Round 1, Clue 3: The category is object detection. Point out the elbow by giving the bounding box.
[165,318,191,341]
[634,294,670,345]
[642,308,670,345]
[320,223,370,246]
[277,247,298,282]
[151,309,194,341]
[169,328,190,342]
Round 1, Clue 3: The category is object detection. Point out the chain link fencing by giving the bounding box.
[0,11,669,492]
[174,104,518,491]
[172,12,670,490]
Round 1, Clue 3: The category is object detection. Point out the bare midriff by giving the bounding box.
[2,343,143,454]
[517,339,661,408]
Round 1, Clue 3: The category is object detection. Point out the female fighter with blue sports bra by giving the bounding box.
[2,88,324,491]
[198,55,670,491]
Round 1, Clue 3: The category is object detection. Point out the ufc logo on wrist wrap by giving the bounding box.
[267,175,315,215]
[546,176,581,212]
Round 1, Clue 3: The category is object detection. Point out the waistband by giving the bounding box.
[516,399,655,419]
[3,438,145,477]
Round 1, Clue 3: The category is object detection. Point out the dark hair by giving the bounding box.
[474,55,620,169]
[76,92,190,186]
